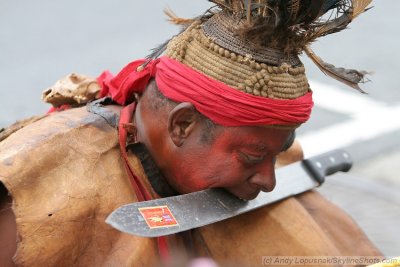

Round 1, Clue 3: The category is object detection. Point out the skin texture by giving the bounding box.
[135,84,294,200]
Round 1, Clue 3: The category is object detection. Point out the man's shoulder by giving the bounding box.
[0,106,153,266]
[1,107,118,156]
[0,106,120,184]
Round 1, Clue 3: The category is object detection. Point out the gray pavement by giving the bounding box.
[1,0,399,257]
[317,173,400,257]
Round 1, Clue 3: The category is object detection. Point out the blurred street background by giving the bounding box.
[1,0,399,256]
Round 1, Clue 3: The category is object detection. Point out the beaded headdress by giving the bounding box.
[147,0,371,101]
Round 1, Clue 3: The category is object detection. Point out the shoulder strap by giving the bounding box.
[118,103,171,263]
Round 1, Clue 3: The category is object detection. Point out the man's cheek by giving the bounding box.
[176,178,210,193]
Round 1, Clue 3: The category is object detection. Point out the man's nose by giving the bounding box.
[249,162,276,192]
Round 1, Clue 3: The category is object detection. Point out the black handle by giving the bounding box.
[302,149,353,185]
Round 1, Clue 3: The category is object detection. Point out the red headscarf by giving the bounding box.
[97,56,313,126]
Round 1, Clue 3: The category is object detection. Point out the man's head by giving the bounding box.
[97,0,370,199]
[135,80,294,200]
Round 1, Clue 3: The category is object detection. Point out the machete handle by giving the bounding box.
[302,149,353,185]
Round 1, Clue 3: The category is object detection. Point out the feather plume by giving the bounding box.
[304,46,368,93]
[206,0,372,51]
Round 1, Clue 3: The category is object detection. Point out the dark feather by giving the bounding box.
[321,0,344,13]
[300,1,324,24]
[145,39,170,61]
[305,46,368,93]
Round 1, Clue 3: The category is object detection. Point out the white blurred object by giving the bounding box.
[188,258,219,267]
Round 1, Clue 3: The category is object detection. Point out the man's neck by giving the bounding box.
[127,142,177,198]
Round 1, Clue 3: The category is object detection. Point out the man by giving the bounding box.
[0,0,381,266]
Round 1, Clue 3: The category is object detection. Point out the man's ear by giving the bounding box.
[168,103,199,147]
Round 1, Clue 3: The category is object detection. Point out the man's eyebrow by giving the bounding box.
[240,131,295,153]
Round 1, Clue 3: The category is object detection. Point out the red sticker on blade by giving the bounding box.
[139,205,179,229]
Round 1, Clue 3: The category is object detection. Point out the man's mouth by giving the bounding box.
[230,190,261,201]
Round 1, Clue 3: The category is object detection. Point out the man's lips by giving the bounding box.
[225,188,261,201]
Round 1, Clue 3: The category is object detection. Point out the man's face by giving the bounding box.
[165,125,293,200]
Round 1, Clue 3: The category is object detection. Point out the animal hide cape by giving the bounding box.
[0,106,381,266]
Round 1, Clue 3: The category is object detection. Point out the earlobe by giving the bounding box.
[168,103,199,147]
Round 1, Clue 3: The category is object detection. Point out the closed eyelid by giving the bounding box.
[238,151,266,164]
[246,154,264,161]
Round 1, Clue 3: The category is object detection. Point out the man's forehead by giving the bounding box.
[215,126,293,150]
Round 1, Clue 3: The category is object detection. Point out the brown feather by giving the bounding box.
[351,0,373,19]
[304,46,368,93]
[310,13,351,41]
[246,0,252,24]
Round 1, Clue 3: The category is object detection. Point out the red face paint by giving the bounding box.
[163,125,293,200]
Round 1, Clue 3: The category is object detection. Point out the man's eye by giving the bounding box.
[239,152,265,164]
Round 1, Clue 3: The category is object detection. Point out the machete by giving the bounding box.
[106,149,352,237]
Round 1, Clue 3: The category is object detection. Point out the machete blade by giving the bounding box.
[106,149,352,237]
